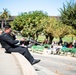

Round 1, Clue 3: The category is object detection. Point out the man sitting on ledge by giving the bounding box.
[0,24,40,65]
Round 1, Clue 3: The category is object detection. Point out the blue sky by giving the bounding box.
[0,0,76,16]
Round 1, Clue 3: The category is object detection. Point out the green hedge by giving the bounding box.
[31,45,44,52]
[61,47,76,53]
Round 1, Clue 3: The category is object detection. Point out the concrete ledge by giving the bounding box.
[12,53,38,75]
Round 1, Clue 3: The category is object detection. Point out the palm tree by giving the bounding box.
[0,8,11,30]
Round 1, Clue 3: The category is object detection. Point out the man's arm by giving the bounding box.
[2,34,19,45]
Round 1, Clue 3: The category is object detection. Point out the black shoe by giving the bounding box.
[32,59,40,65]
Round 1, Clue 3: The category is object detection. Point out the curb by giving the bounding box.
[12,53,38,75]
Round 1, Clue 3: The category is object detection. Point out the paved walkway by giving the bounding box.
[0,48,22,75]
[0,46,56,75]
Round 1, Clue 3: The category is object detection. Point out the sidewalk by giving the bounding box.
[0,47,56,75]
[0,48,22,75]
[34,64,56,75]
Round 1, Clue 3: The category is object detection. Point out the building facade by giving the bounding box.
[0,16,16,28]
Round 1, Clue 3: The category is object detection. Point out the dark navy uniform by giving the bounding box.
[0,33,34,64]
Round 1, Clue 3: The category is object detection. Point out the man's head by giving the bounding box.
[4,24,12,34]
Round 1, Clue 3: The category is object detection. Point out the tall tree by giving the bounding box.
[43,17,75,43]
[59,0,76,29]
[0,8,11,29]
[12,11,48,39]
[43,17,58,43]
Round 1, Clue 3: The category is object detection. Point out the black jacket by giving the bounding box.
[0,33,19,50]
[0,32,34,64]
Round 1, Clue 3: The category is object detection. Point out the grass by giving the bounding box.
[61,36,76,43]
[16,35,24,40]
[16,34,76,43]
[38,35,76,43]
[53,37,73,42]
[38,35,45,42]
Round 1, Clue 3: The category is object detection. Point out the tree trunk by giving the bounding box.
[58,37,63,45]
[5,19,6,25]
[45,35,48,39]
[49,35,54,44]
[1,20,4,31]
[36,33,38,41]
[32,34,35,40]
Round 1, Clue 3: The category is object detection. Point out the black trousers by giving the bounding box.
[7,46,34,64]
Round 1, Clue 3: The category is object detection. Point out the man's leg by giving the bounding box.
[22,47,34,64]
[22,47,40,65]
[9,46,40,65]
